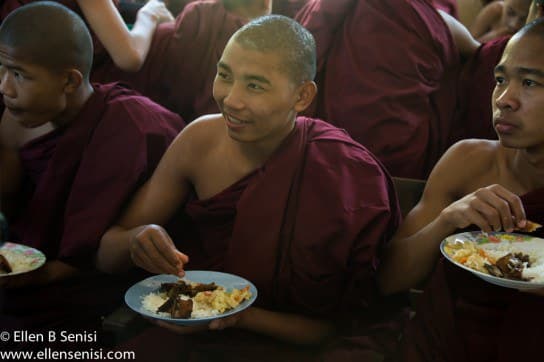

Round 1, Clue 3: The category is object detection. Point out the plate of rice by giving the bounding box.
[125,270,258,325]
[0,242,46,277]
[441,231,544,289]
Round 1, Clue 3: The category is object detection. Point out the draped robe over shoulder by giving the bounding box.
[296,0,460,179]
[1,83,183,334]
[110,0,247,122]
[402,188,544,362]
[124,117,407,361]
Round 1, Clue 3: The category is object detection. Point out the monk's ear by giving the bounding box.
[293,80,317,113]
[62,68,83,94]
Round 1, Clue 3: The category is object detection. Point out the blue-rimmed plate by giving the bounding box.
[0,242,46,277]
[125,270,258,325]
[441,231,544,290]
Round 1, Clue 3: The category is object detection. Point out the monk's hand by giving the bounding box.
[148,309,248,334]
[440,184,526,233]
[149,319,209,335]
[138,0,174,24]
[208,309,247,331]
[130,224,188,277]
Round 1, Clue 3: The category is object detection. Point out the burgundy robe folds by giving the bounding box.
[452,37,509,143]
[297,0,460,179]
[127,117,406,361]
[272,0,310,18]
[402,188,544,362]
[2,83,183,332]
[112,0,247,122]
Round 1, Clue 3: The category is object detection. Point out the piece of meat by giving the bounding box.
[171,298,193,319]
[160,280,217,297]
[495,253,530,281]
[484,263,504,277]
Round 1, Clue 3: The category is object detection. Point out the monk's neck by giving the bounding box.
[229,121,295,170]
[52,83,94,129]
[509,148,544,190]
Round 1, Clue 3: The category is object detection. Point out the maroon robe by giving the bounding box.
[296,0,460,179]
[402,188,544,362]
[272,0,310,18]
[1,83,183,334]
[125,117,407,361]
[104,0,248,122]
[431,0,459,18]
[452,37,509,143]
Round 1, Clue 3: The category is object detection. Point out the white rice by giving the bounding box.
[141,292,220,318]
[0,250,38,275]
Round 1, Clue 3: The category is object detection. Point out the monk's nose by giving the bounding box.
[223,84,244,110]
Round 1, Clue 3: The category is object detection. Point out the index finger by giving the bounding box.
[493,187,526,228]
[146,228,183,270]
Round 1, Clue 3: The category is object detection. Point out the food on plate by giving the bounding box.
[142,279,253,319]
[516,220,542,233]
[0,253,12,274]
[443,233,544,282]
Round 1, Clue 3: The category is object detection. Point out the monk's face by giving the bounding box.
[502,0,531,32]
[213,40,304,145]
[492,34,544,151]
[0,45,67,128]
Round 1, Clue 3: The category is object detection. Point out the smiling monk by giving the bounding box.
[99,15,406,361]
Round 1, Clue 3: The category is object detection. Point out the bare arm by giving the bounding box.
[77,0,173,72]
[96,128,193,274]
[439,10,481,58]
[378,141,526,295]
[470,2,503,39]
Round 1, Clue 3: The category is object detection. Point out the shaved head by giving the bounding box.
[0,1,93,79]
[232,15,316,84]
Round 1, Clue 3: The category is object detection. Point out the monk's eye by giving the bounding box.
[217,71,231,81]
[494,76,506,85]
[247,82,264,91]
[522,79,538,87]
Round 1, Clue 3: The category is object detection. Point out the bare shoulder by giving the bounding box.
[426,139,500,197]
[171,114,224,155]
[481,1,504,18]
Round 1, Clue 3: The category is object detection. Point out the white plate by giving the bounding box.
[440,231,544,290]
[125,270,258,325]
[0,242,46,277]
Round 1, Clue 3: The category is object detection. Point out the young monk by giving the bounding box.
[379,17,544,361]
[0,1,183,338]
[295,0,479,179]
[1,0,174,79]
[470,0,531,42]
[454,0,543,143]
[99,15,406,360]
[115,0,273,122]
